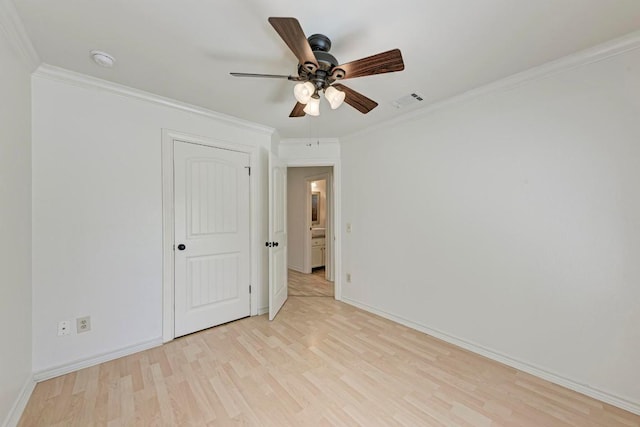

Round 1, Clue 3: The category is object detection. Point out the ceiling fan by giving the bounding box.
[230,17,405,117]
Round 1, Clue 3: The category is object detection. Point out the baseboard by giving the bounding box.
[287,264,305,274]
[258,306,269,316]
[341,297,640,416]
[2,374,35,427]
[33,337,163,382]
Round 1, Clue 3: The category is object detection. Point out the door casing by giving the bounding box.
[286,159,342,301]
[161,129,260,343]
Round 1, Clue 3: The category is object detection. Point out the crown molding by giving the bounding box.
[33,64,275,135]
[343,29,640,142]
[0,0,40,70]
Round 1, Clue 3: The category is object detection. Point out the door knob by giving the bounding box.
[177,244,186,251]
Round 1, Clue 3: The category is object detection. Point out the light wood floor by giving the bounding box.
[288,268,334,297]
[20,297,639,426]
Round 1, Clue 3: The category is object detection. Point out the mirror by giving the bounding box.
[311,191,320,225]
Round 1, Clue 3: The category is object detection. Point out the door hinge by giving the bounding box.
[249,285,252,294]
[172,244,175,251]
[245,166,251,176]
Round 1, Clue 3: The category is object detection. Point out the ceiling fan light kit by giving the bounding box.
[230,17,405,118]
[324,85,346,109]
[303,96,321,116]
[293,82,345,113]
[293,81,315,104]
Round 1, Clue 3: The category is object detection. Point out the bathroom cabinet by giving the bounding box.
[311,237,325,268]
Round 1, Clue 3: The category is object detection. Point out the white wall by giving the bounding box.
[287,167,331,272]
[341,48,640,409]
[0,2,34,423]
[279,138,340,162]
[31,70,272,374]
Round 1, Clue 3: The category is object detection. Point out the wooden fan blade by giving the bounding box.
[289,102,306,117]
[332,84,378,114]
[268,17,319,72]
[334,49,404,80]
[230,72,297,80]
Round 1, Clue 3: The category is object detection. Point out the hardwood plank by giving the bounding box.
[19,297,640,426]
[288,268,334,297]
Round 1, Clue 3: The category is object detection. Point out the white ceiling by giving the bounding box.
[14,0,640,138]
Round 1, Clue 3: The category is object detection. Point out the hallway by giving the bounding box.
[288,268,334,297]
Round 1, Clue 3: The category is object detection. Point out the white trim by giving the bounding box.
[161,129,261,343]
[0,0,40,70]
[33,338,162,382]
[285,158,341,167]
[286,159,342,301]
[161,130,176,343]
[258,306,269,316]
[343,29,640,142]
[341,297,640,416]
[304,178,312,274]
[2,375,35,427]
[287,264,305,274]
[33,64,274,135]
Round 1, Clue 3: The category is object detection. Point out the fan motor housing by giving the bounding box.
[308,34,337,70]
[314,51,338,70]
[298,33,342,85]
[308,34,331,52]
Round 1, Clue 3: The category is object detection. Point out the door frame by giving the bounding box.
[161,129,260,343]
[286,159,342,301]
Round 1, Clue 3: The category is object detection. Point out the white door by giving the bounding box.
[174,141,251,337]
[268,152,288,320]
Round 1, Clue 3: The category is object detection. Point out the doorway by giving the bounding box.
[162,130,260,343]
[286,166,335,297]
[173,141,251,337]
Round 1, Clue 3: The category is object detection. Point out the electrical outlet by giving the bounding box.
[346,273,352,283]
[57,320,71,336]
[77,316,91,333]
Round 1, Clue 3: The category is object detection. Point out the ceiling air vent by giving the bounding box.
[391,93,424,109]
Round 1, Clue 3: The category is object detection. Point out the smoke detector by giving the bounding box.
[91,50,115,68]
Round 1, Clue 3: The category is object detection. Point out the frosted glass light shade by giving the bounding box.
[303,97,320,116]
[293,82,315,104]
[324,86,346,109]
